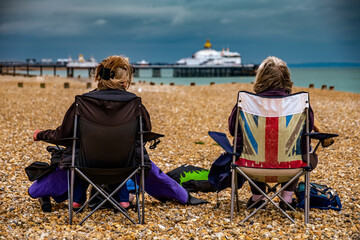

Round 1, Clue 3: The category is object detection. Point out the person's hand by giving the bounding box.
[33,129,41,141]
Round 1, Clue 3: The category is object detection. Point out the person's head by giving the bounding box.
[95,55,134,90]
[253,56,293,94]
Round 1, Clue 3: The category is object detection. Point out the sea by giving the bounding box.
[19,67,360,93]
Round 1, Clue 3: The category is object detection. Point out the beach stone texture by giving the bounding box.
[0,75,359,239]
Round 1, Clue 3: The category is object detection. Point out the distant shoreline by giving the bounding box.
[288,62,360,68]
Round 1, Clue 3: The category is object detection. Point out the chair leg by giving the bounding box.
[133,176,141,222]
[304,171,310,224]
[230,166,236,221]
[68,169,75,225]
[235,185,240,212]
[140,167,145,224]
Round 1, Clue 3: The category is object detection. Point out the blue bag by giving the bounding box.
[295,182,342,211]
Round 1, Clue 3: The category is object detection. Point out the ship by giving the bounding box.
[66,54,98,68]
[173,39,257,77]
[176,39,242,66]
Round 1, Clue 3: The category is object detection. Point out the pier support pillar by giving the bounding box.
[53,66,57,76]
[134,68,139,78]
[152,68,161,78]
[88,68,94,78]
[13,66,16,76]
[40,66,43,76]
[0,66,2,74]
[67,68,74,78]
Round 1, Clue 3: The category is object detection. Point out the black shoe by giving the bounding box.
[246,197,266,209]
[38,197,52,212]
[279,201,295,211]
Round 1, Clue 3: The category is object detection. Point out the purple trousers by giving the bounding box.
[28,161,189,204]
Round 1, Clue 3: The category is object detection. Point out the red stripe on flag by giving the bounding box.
[265,117,278,167]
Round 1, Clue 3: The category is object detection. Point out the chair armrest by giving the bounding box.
[304,132,338,140]
[304,132,338,148]
[140,131,165,142]
[138,131,165,149]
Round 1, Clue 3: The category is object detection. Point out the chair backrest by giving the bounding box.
[74,95,142,168]
[235,91,309,171]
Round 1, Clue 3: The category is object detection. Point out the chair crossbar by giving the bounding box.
[235,166,306,223]
[74,167,141,225]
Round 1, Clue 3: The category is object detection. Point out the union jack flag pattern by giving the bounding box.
[235,91,309,183]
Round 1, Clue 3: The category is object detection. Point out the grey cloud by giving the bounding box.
[95,19,106,26]
[0,0,359,63]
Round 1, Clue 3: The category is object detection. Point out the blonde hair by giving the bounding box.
[95,55,134,90]
[253,56,293,94]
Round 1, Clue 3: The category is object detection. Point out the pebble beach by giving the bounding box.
[0,75,359,239]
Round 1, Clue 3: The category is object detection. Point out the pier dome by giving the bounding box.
[204,39,212,49]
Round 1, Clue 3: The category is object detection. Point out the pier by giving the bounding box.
[0,60,96,78]
[172,65,257,77]
[0,61,258,78]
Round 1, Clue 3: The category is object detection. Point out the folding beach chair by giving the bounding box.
[66,95,147,225]
[228,91,337,224]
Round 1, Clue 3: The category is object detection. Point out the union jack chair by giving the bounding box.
[229,91,337,224]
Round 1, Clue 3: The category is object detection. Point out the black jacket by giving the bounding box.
[37,89,152,168]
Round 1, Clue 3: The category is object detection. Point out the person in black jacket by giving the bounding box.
[32,56,150,210]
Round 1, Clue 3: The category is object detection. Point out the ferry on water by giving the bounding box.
[173,39,257,77]
[176,39,242,66]
[66,54,98,68]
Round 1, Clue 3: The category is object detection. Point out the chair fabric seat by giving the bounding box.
[77,167,139,185]
[238,166,304,183]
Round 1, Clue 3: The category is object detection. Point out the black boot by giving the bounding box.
[38,197,52,212]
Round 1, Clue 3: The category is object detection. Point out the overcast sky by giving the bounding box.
[0,0,359,64]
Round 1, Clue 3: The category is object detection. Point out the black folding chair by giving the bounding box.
[67,95,147,225]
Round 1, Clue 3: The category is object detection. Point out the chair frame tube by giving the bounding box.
[69,113,78,225]
[304,107,310,224]
[230,100,240,221]
[139,116,145,224]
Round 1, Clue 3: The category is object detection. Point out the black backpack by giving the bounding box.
[166,164,217,192]
[25,146,63,181]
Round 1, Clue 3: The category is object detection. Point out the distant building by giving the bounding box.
[137,59,149,66]
[176,39,242,66]
[41,58,53,63]
[66,54,98,68]
[57,58,69,64]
